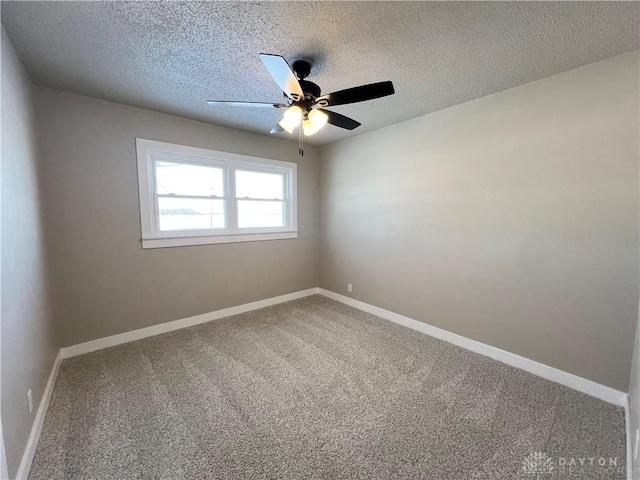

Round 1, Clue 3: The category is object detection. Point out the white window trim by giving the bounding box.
[136,138,298,249]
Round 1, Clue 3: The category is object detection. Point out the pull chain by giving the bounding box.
[298,118,304,157]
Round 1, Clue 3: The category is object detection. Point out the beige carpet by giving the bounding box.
[30,295,626,479]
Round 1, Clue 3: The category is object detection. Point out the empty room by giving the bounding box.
[1,1,639,479]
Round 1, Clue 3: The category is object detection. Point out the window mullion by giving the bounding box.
[284,171,291,229]
[151,157,161,235]
[156,193,225,200]
[284,198,291,230]
[227,166,238,232]
[233,197,284,202]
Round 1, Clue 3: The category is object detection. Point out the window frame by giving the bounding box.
[136,138,297,249]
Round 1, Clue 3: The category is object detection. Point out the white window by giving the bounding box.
[136,139,297,248]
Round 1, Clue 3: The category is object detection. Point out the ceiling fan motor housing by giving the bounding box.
[300,80,321,99]
[291,59,321,100]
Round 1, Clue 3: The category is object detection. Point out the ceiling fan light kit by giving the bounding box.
[278,105,302,134]
[304,109,328,136]
[207,54,395,155]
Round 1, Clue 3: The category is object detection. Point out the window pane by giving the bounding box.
[155,161,224,197]
[158,197,225,231]
[238,200,284,228]
[235,170,284,199]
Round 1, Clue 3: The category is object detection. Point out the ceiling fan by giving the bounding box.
[207,54,395,155]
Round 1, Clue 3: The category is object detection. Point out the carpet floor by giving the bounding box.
[30,295,626,479]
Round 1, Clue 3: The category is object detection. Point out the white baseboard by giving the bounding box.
[16,287,632,480]
[16,351,62,480]
[17,288,319,480]
[60,288,320,359]
[625,397,633,480]
[58,285,629,406]
[1,417,9,480]
[318,288,628,407]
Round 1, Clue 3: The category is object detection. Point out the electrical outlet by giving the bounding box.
[347,283,353,293]
[634,429,639,461]
[27,389,33,414]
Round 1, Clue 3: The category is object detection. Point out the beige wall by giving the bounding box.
[631,310,640,476]
[319,51,640,392]
[35,87,320,347]
[630,170,640,475]
[4,37,639,475]
[1,29,57,477]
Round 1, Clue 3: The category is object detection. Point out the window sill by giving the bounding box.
[141,231,298,249]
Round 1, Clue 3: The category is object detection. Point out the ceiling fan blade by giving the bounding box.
[320,109,361,130]
[259,54,304,101]
[314,81,394,107]
[206,100,288,108]
[270,123,285,134]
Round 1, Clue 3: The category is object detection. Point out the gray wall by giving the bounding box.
[631,311,640,477]
[319,51,640,392]
[1,29,57,477]
[35,87,320,348]
[4,36,638,477]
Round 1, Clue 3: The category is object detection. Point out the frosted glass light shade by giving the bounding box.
[278,106,303,134]
[303,109,328,136]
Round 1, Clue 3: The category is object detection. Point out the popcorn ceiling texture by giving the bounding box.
[1,1,638,145]
[29,296,625,479]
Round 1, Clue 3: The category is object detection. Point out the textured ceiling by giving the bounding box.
[2,1,639,145]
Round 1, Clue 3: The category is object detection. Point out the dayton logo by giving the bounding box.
[522,452,554,478]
